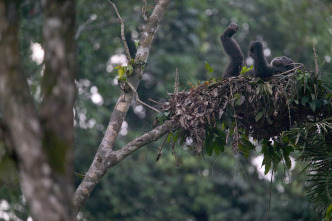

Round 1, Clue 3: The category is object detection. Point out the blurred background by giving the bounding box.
[1,0,332,220]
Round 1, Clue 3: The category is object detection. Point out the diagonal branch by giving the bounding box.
[73,0,170,214]
[73,120,172,214]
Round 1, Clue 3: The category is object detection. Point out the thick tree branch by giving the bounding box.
[73,0,170,213]
[73,121,173,214]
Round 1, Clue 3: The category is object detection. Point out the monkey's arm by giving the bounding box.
[220,23,244,78]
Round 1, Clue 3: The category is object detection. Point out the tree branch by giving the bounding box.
[75,19,118,40]
[73,0,170,214]
[108,0,132,60]
[126,82,160,113]
[73,120,173,214]
[142,0,148,21]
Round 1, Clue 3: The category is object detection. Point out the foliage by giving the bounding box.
[161,70,331,216]
[240,65,253,75]
[162,71,330,152]
[1,0,331,220]
[79,148,317,221]
[280,118,332,215]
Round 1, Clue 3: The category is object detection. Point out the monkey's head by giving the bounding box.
[271,56,295,68]
[248,41,263,58]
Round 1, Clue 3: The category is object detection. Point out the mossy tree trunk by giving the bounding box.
[0,0,76,220]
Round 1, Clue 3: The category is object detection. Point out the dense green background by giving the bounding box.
[1,0,332,220]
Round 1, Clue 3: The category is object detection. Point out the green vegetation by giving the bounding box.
[0,0,331,220]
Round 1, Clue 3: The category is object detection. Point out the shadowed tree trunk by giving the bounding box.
[0,0,76,220]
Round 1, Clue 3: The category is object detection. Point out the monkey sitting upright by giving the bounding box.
[220,24,295,79]
[248,41,295,78]
[220,23,244,78]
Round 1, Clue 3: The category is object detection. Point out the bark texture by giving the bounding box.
[0,1,76,220]
[73,0,171,214]
[39,0,77,219]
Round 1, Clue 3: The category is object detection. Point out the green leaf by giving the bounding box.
[326,203,332,221]
[301,96,310,105]
[118,67,125,78]
[212,140,223,155]
[204,130,214,156]
[266,115,273,125]
[240,65,253,74]
[205,139,213,156]
[309,101,317,111]
[203,61,214,73]
[264,82,273,95]
[167,133,172,143]
[234,93,245,106]
[134,40,140,48]
[213,136,226,155]
[239,137,255,158]
[263,158,271,175]
[284,155,292,170]
[126,64,133,76]
[172,131,179,143]
[255,110,264,122]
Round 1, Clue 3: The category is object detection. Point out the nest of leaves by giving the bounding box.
[161,71,331,153]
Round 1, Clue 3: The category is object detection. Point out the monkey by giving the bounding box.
[220,23,244,78]
[220,24,295,78]
[270,56,294,71]
[248,41,295,78]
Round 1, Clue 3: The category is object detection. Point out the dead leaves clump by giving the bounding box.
[162,74,329,153]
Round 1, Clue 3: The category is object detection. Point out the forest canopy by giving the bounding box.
[0,0,331,220]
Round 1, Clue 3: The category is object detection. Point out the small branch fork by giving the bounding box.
[126,82,160,113]
[108,0,132,60]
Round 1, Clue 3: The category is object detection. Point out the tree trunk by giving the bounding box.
[0,1,76,220]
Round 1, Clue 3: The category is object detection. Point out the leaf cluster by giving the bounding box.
[160,70,332,216]
[161,70,331,158]
[280,117,332,215]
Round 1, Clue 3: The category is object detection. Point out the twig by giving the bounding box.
[275,63,304,76]
[108,1,132,60]
[171,142,179,167]
[265,170,274,221]
[149,98,162,105]
[313,45,319,77]
[126,82,160,113]
[174,68,179,94]
[75,20,117,39]
[142,0,148,21]
[156,132,169,161]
